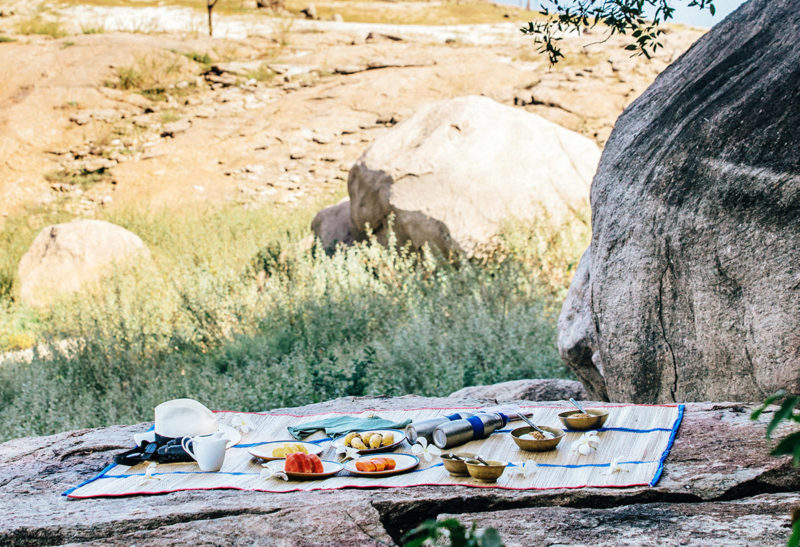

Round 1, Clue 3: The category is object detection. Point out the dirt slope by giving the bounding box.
[0,4,703,224]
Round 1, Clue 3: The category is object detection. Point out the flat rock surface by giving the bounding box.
[1,396,797,545]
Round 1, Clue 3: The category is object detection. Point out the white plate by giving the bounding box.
[133,424,242,449]
[345,453,420,477]
[264,459,343,480]
[332,429,406,455]
[248,441,325,462]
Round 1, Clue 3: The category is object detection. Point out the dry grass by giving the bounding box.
[108,50,199,99]
[284,0,539,25]
[56,0,541,25]
[16,14,67,38]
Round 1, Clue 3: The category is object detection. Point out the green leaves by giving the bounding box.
[752,390,800,464]
[751,390,786,420]
[771,431,800,466]
[402,519,505,547]
[767,395,800,439]
[520,0,719,65]
[790,519,800,547]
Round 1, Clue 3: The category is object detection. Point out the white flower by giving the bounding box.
[336,444,362,461]
[229,414,255,434]
[139,462,161,485]
[411,437,441,462]
[512,460,538,478]
[260,463,289,481]
[570,431,600,456]
[604,457,629,475]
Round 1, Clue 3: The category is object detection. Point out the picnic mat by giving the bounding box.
[64,403,683,499]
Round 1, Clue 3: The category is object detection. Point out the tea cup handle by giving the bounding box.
[181,437,197,461]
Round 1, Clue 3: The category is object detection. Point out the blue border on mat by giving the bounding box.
[63,405,686,496]
[62,462,118,497]
[648,404,684,487]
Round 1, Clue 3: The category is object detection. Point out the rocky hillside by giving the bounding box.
[0,1,702,224]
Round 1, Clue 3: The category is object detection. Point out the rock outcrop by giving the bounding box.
[558,0,800,402]
[347,96,599,257]
[448,378,588,402]
[311,197,354,251]
[0,395,795,546]
[17,219,150,307]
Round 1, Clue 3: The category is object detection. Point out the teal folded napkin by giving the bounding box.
[287,415,411,440]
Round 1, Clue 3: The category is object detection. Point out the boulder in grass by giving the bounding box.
[558,0,800,402]
[347,95,599,257]
[17,219,150,307]
[310,198,354,252]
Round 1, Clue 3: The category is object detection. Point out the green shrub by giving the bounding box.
[403,518,504,547]
[0,203,586,441]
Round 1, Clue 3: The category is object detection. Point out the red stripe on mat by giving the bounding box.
[211,403,681,418]
[66,480,653,499]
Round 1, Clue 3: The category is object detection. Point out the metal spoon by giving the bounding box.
[569,398,588,414]
[518,413,553,439]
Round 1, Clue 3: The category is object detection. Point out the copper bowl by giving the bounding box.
[441,453,474,476]
[511,425,564,452]
[465,459,506,482]
[558,409,609,430]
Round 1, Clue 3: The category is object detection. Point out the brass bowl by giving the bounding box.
[558,408,609,430]
[511,425,564,452]
[441,453,474,476]
[465,459,506,482]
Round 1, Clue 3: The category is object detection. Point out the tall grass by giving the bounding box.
[0,203,588,441]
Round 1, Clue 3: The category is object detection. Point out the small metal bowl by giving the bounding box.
[511,425,564,451]
[558,408,609,430]
[441,453,474,476]
[465,459,506,482]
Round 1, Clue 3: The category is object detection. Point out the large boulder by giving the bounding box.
[558,0,800,402]
[17,219,150,307]
[347,96,599,257]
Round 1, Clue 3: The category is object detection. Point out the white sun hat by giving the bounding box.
[154,398,219,439]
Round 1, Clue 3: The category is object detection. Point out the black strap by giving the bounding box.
[113,437,195,466]
[113,441,159,466]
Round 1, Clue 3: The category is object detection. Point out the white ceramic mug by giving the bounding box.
[181,433,228,472]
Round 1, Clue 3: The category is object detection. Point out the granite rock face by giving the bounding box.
[558,0,800,402]
[347,96,598,257]
[0,395,796,546]
[448,378,588,402]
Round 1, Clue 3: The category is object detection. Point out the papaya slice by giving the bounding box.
[373,457,396,470]
[372,459,386,472]
[355,460,377,472]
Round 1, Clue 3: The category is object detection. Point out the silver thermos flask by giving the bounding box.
[432,412,509,449]
[405,412,474,445]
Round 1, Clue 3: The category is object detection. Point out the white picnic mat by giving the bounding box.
[65,403,683,498]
